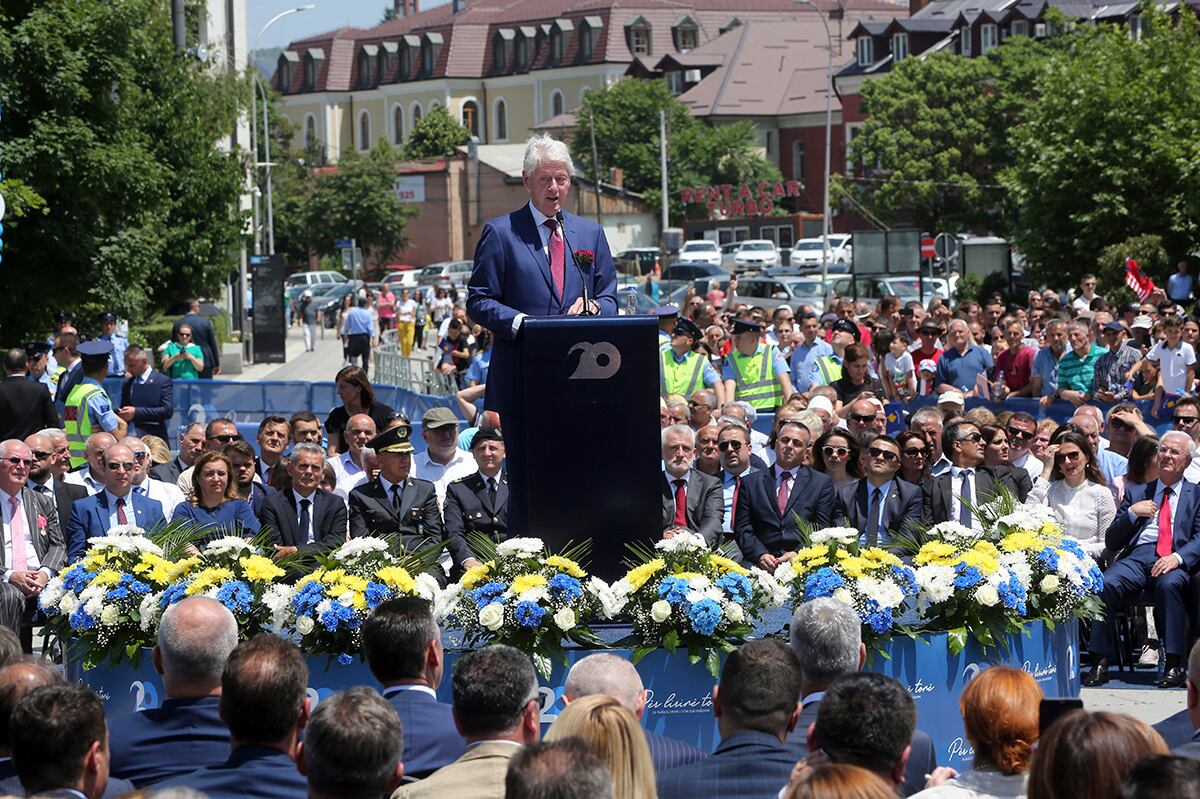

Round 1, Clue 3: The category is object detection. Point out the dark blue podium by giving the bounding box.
[521,316,661,580]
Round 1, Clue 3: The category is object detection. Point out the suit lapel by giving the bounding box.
[397,478,419,521]
[561,212,582,303]
[883,480,903,530]
[784,468,811,517]
[1175,482,1196,545]
[686,471,703,525]
[517,205,557,302]
[283,492,302,546]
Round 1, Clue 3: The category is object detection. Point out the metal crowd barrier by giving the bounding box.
[371,329,459,397]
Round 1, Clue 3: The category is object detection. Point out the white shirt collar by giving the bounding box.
[137,365,153,382]
[527,200,554,229]
[383,685,437,699]
[950,465,976,478]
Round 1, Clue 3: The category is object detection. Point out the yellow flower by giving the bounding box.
[240,555,285,584]
[376,566,416,594]
[708,554,750,575]
[960,550,999,575]
[295,571,323,590]
[186,567,234,596]
[972,541,1001,559]
[835,548,853,559]
[512,574,548,595]
[84,554,109,572]
[331,575,369,596]
[791,546,828,564]
[914,541,958,566]
[461,563,492,589]
[133,554,178,585]
[625,559,665,591]
[862,548,901,567]
[91,569,121,588]
[999,532,1041,553]
[839,557,869,579]
[671,571,704,583]
[320,569,347,585]
[169,556,201,582]
[545,556,586,578]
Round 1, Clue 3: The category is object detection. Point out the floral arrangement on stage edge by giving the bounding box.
[608,533,789,677]
[436,537,604,678]
[773,526,918,650]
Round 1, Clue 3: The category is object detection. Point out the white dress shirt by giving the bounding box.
[292,489,318,545]
[1133,478,1183,553]
[133,478,185,521]
[949,465,982,532]
[103,490,136,529]
[330,452,367,504]
[63,468,104,495]
[413,449,477,509]
[0,490,44,577]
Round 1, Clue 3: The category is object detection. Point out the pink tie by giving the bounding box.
[8,497,28,572]
[117,497,128,526]
[545,220,565,298]
[1157,486,1174,558]
[777,471,791,515]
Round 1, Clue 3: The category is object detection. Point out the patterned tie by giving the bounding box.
[866,486,882,546]
[116,496,128,526]
[777,471,791,515]
[958,470,973,528]
[299,498,312,545]
[673,480,688,528]
[487,477,497,498]
[8,497,28,572]
[391,484,403,513]
[1157,486,1174,558]
[545,219,565,299]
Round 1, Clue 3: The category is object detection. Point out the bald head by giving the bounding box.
[24,434,53,482]
[85,432,117,466]
[345,414,378,456]
[157,597,238,692]
[0,659,64,750]
[563,653,645,714]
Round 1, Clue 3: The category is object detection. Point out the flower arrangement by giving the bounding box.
[608,533,788,677]
[437,537,603,677]
[773,527,918,648]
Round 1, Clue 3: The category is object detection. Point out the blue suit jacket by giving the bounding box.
[156,744,306,799]
[645,729,706,774]
[467,205,617,412]
[66,491,166,561]
[657,730,801,799]
[108,695,231,787]
[833,477,923,545]
[733,466,835,564]
[384,687,466,779]
[0,757,134,799]
[1105,479,1200,568]
[119,370,174,440]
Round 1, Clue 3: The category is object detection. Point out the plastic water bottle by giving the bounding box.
[993,369,1005,399]
[625,286,638,315]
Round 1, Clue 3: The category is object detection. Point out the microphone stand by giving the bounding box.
[556,210,595,316]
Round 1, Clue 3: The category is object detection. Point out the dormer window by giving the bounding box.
[399,36,418,79]
[357,47,375,88]
[856,36,873,66]
[627,17,652,57]
[493,30,513,73]
[420,33,443,77]
[378,45,394,83]
[892,32,908,61]
[673,16,699,51]
[579,17,602,62]
[302,49,324,91]
[960,26,972,55]
[549,29,563,64]
[515,32,530,70]
[981,23,998,53]
[1011,19,1028,36]
[276,51,298,92]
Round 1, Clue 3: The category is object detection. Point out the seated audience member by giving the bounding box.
[922,420,1029,532]
[297,686,405,799]
[361,597,465,780]
[1026,430,1115,558]
[24,432,88,532]
[223,440,274,517]
[329,413,378,501]
[787,598,935,797]
[912,666,1040,799]
[657,639,803,799]
[897,431,931,485]
[175,451,261,541]
[63,432,117,495]
[122,435,185,520]
[108,597,238,787]
[157,634,310,798]
[545,695,656,799]
[443,427,510,573]
[290,411,324,446]
[151,423,206,484]
[175,419,246,497]
[563,653,704,773]
[786,763,896,799]
[255,415,291,483]
[325,365,395,456]
[1026,711,1168,799]
[1004,412,1043,485]
[811,673,917,793]
[11,683,122,799]
[505,738,615,799]
[348,424,443,559]
[0,439,67,635]
[811,429,862,492]
[831,345,885,410]
[1118,757,1200,798]
[259,443,348,559]
[660,424,723,546]
[395,644,541,799]
[833,434,921,546]
[66,442,165,561]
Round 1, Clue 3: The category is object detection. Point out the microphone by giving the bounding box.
[556,210,595,316]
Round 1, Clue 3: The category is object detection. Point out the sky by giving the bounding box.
[248,0,449,51]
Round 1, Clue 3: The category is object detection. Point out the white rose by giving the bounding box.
[1040,575,1060,594]
[59,594,79,615]
[831,587,854,606]
[479,602,506,631]
[975,585,1001,607]
[100,605,121,626]
[725,603,745,623]
[553,607,577,631]
[651,600,673,623]
[295,616,315,635]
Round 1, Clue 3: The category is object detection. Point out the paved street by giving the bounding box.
[232,323,439,383]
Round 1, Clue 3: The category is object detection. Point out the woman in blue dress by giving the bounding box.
[176,451,261,542]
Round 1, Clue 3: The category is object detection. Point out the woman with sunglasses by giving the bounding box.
[158,325,204,380]
[174,451,261,543]
[811,429,862,492]
[1027,430,1114,557]
[896,431,930,485]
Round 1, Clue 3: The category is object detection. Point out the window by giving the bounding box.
[277,58,293,92]
[674,17,699,51]
[892,32,908,61]
[845,123,863,174]
[666,71,684,95]
[420,34,443,77]
[1011,19,1028,37]
[377,50,392,83]
[393,105,404,144]
[765,131,774,156]
[303,55,317,91]
[411,103,423,127]
[777,226,795,249]
[549,29,563,64]
[1130,14,1143,40]
[358,111,371,151]
[462,100,479,137]
[856,37,873,66]
[981,23,998,53]
[627,19,652,56]
[494,98,508,140]
[791,141,805,182]
[579,25,593,61]
[515,34,529,70]
[960,26,972,55]
[304,114,317,148]
[492,32,510,72]
[357,50,372,88]
[399,43,414,79]
[550,90,564,118]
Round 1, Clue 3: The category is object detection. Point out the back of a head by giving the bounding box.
[0,628,22,671]
[718,639,803,737]
[361,597,438,684]
[505,738,614,799]
[1119,756,1200,799]
[452,645,537,737]
[814,673,915,780]
[1028,711,1169,799]
[0,659,64,750]
[960,666,1041,775]
[11,683,105,794]
[789,598,861,685]
[221,634,308,745]
[786,762,897,799]
[303,686,404,799]
[563,653,644,711]
[157,596,238,684]
[545,695,654,799]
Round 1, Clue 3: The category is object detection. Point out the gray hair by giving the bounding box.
[690,390,716,409]
[665,400,690,422]
[793,410,824,439]
[157,597,238,682]
[1068,320,1090,335]
[789,598,862,684]
[522,133,572,175]
[563,653,644,711]
[661,424,695,449]
[909,406,944,430]
[36,428,66,443]
[304,686,404,798]
[1162,430,1198,457]
[738,401,758,423]
[291,442,326,460]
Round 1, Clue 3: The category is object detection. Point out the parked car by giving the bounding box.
[677,239,722,267]
[877,276,952,304]
[416,260,473,288]
[788,235,853,270]
[614,247,661,276]
[733,276,828,314]
[285,270,348,288]
[719,241,743,270]
[733,240,780,270]
[315,282,365,327]
[381,266,421,289]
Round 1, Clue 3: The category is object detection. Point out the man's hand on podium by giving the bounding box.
[567,297,599,316]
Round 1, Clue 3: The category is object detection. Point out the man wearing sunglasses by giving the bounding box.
[845,399,887,440]
[1171,397,1200,484]
[66,443,166,561]
[1005,412,1044,485]
[176,419,253,499]
[0,439,67,634]
[23,433,88,535]
[716,422,759,539]
[834,434,921,547]
[922,421,1010,530]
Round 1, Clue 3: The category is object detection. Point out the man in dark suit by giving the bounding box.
[0,348,59,441]
[260,443,347,558]
[657,640,802,799]
[834,434,923,547]
[65,443,166,561]
[172,298,220,379]
[349,424,444,562]
[362,597,465,780]
[661,424,723,546]
[108,596,237,787]
[1086,431,1200,689]
[150,422,205,484]
[922,419,1022,530]
[0,440,68,635]
[157,635,309,798]
[1169,639,1200,759]
[116,345,173,440]
[224,440,274,517]
[51,332,83,412]
[24,432,87,533]
[734,420,835,570]
[787,598,937,797]
[564,653,705,773]
[716,421,759,553]
[443,427,508,573]
[466,133,617,535]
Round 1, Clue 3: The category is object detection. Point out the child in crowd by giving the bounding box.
[882,332,915,400]
[915,359,938,397]
[1148,314,1196,416]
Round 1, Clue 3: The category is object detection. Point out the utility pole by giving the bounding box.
[588,108,604,227]
[659,110,668,231]
[172,0,185,49]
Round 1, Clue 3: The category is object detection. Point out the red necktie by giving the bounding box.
[732,476,741,517]
[545,220,565,299]
[116,496,128,526]
[673,480,688,527]
[777,471,791,515]
[1157,486,1173,558]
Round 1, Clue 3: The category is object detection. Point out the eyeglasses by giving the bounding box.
[105,461,136,472]
[2,457,33,468]
[867,447,899,462]
[1175,416,1200,426]
[132,451,147,460]
[902,447,927,458]
[960,432,984,444]
[30,450,52,460]
[822,446,849,457]
[1109,417,1134,432]
[209,434,242,443]
[1006,426,1034,441]
[717,440,744,452]
[849,413,877,424]
[1055,450,1083,463]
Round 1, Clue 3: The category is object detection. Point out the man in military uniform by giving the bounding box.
[443,427,508,576]
[97,311,128,378]
[63,341,126,469]
[721,317,793,412]
[660,318,726,406]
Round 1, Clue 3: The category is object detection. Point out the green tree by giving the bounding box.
[0,0,247,337]
[403,105,470,159]
[1097,233,1170,304]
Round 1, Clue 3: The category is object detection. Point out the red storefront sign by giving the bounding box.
[680,181,802,218]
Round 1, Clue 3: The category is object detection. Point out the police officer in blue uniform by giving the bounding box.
[443,427,508,575]
[97,311,129,377]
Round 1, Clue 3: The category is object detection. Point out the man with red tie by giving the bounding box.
[1086,430,1200,688]
[660,425,723,546]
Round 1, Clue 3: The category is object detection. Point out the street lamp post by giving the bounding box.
[795,0,834,294]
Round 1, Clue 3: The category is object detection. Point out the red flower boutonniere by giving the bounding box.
[573,250,595,267]
[37,515,48,534]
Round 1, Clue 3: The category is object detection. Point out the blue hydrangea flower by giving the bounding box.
[861,600,894,634]
[337,653,354,666]
[687,598,723,636]
[365,582,392,609]
[319,600,359,632]
[69,607,95,631]
[1087,565,1104,593]
[657,576,693,606]
[1059,539,1086,559]
[105,586,130,600]
[953,565,984,590]
[470,582,509,609]
[1034,547,1060,571]
[62,565,94,593]
[548,574,583,601]
[291,581,326,614]
[514,600,545,628]
[998,573,1028,615]
[715,573,752,604]
[159,582,190,609]
[216,581,253,614]
[803,567,845,600]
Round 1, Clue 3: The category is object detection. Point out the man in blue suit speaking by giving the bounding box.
[467,133,617,533]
